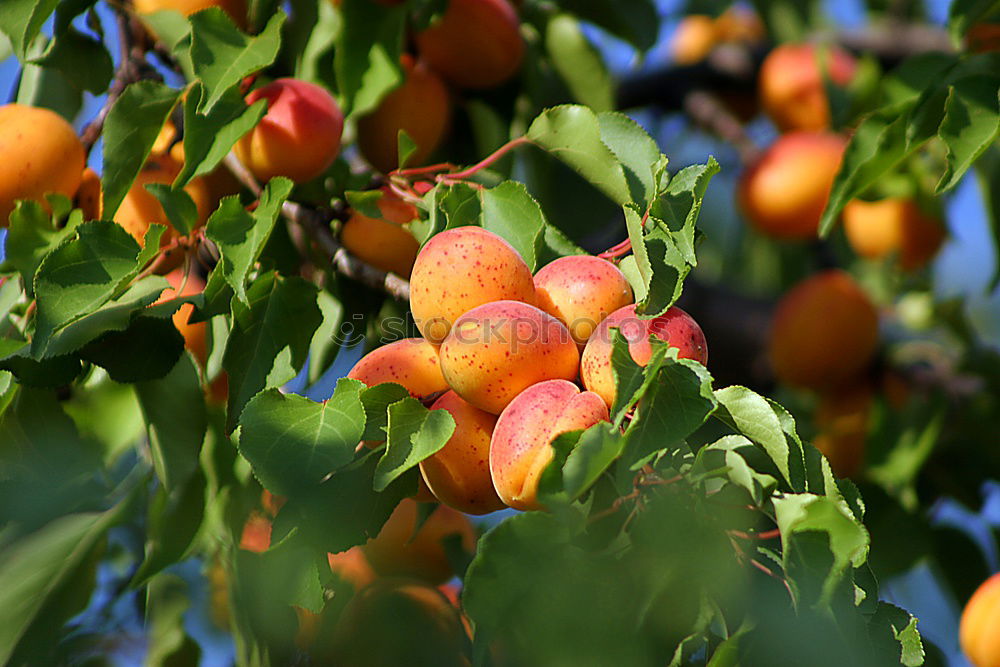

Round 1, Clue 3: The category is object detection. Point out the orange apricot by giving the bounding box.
[414,0,524,89]
[239,511,272,553]
[758,43,857,132]
[327,547,377,590]
[362,499,475,585]
[490,379,608,511]
[714,6,765,44]
[419,391,505,515]
[768,270,879,390]
[961,573,1000,667]
[235,78,344,184]
[357,55,452,173]
[346,338,448,400]
[738,131,846,240]
[670,15,718,65]
[439,300,580,415]
[580,304,708,409]
[842,197,946,271]
[533,255,634,347]
[813,383,872,478]
[341,189,420,278]
[75,168,103,221]
[409,227,536,344]
[157,269,208,364]
[0,104,85,226]
[133,0,247,27]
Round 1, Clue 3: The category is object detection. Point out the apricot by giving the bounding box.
[439,300,580,415]
[965,22,1000,53]
[842,197,946,271]
[341,189,420,278]
[239,511,272,553]
[235,78,344,184]
[330,579,470,667]
[327,547,377,590]
[362,499,475,585]
[714,6,764,44]
[114,153,213,272]
[769,270,878,390]
[133,0,247,29]
[490,379,608,511]
[414,0,524,89]
[738,131,846,240]
[357,55,452,173]
[419,391,505,515]
[533,255,634,347]
[670,15,718,65]
[0,104,85,226]
[759,43,857,132]
[961,573,1000,667]
[346,338,448,400]
[813,383,872,478]
[261,488,286,516]
[409,227,536,344]
[75,168,102,221]
[165,132,243,206]
[580,304,708,409]
[157,269,208,364]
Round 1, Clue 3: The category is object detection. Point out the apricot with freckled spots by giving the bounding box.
[580,304,708,409]
[533,255,634,347]
[490,379,608,511]
[439,300,580,415]
[347,338,449,400]
[409,227,536,344]
[420,391,505,514]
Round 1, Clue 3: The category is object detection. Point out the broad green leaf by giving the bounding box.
[539,422,624,504]
[234,529,326,619]
[177,82,268,187]
[0,0,58,60]
[936,72,1000,192]
[438,182,481,230]
[652,158,720,266]
[869,602,925,667]
[188,9,286,114]
[144,574,202,667]
[4,202,84,298]
[479,181,546,271]
[608,326,649,423]
[307,290,346,384]
[714,385,806,491]
[773,493,869,606]
[238,382,366,495]
[14,35,82,121]
[101,82,181,219]
[80,316,185,383]
[375,397,455,492]
[554,0,658,50]
[547,14,614,113]
[539,223,586,265]
[145,184,198,237]
[222,272,322,431]
[31,221,151,356]
[0,341,82,388]
[527,105,631,205]
[29,27,112,94]
[625,204,690,315]
[207,179,293,304]
[335,0,406,116]
[696,435,779,505]
[135,354,208,490]
[132,471,207,588]
[598,112,664,208]
[0,510,118,663]
[62,379,144,465]
[358,381,409,441]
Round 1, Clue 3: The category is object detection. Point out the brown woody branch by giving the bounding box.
[222,153,411,301]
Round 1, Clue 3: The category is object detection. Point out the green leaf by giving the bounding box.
[101,81,181,219]
[949,0,1000,43]
[607,326,649,423]
[29,27,112,94]
[696,435,779,505]
[976,146,1000,289]
[652,158,719,266]
[0,0,58,60]
[714,386,806,492]
[479,181,546,271]
[177,82,268,188]
[0,504,129,665]
[375,397,455,492]
[936,72,1000,192]
[188,9,285,114]
[358,381,409,441]
[144,183,198,237]
[222,272,322,431]
[335,0,406,116]
[80,317,185,384]
[14,35,82,120]
[773,493,869,606]
[237,381,366,496]
[0,342,82,388]
[625,204,690,315]
[553,0,658,50]
[31,221,153,356]
[144,574,202,667]
[4,202,84,298]
[132,470,207,588]
[527,105,632,205]
[539,422,624,504]
[869,602,925,667]
[135,354,208,490]
[205,179,293,304]
[547,14,614,113]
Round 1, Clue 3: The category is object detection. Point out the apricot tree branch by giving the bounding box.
[222,153,411,301]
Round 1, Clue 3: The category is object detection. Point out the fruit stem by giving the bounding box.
[392,162,456,177]
[437,136,532,183]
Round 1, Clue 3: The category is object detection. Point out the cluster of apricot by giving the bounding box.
[670,6,764,65]
[348,226,708,513]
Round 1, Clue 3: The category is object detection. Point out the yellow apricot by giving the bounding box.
[409,226,536,344]
[133,0,247,29]
[346,338,448,400]
[842,197,946,271]
[341,189,420,278]
[156,269,208,365]
[0,104,85,226]
[75,168,103,221]
[961,573,1000,667]
[759,43,857,132]
[670,15,718,65]
[420,391,505,515]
